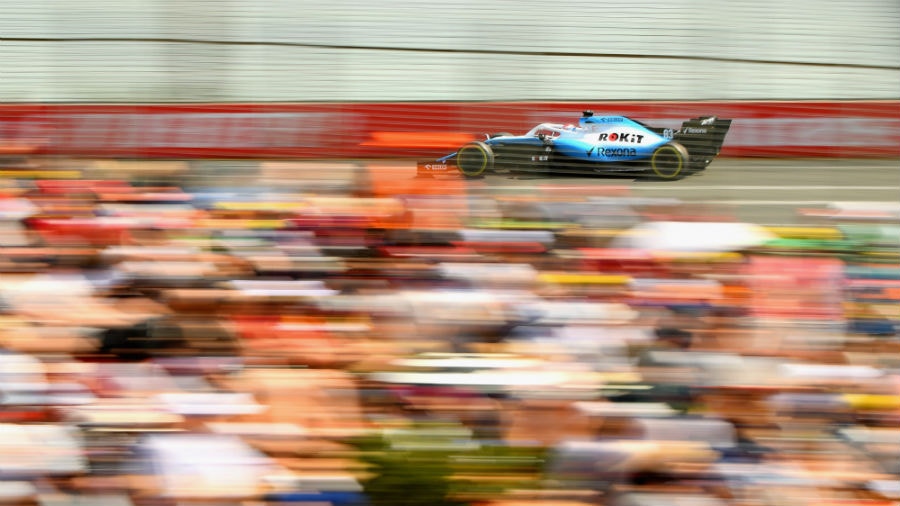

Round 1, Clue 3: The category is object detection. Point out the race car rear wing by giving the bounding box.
[675,116,732,160]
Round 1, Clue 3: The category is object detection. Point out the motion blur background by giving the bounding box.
[2,0,899,102]
[2,0,898,160]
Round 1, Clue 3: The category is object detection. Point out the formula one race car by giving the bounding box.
[417,111,731,180]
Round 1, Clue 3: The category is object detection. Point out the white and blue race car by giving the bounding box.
[418,110,731,180]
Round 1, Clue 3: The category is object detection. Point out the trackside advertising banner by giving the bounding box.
[0,101,897,158]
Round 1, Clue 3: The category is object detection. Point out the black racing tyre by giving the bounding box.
[489,132,514,138]
[649,142,689,180]
[456,141,494,178]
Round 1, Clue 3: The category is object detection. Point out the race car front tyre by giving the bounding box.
[650,142,689,180]
[456,141,494,178]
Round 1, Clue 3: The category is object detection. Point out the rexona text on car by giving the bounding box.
[417,110,731,180]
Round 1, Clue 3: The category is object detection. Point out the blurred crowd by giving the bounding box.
[0,158,898,506]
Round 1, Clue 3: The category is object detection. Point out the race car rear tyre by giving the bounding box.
[456,141,494,178]
[650,142,689,180]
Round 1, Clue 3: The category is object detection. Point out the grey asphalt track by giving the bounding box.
[158,156,898,226]
[477,157,900,224]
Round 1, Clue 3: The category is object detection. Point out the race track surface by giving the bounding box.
[172,157,898,226]
[472,157,900,224]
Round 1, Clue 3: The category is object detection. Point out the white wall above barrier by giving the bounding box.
[0,0,897,102]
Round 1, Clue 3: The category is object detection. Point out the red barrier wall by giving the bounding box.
[1,101,898,158]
